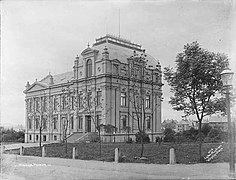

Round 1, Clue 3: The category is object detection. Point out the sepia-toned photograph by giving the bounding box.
[1,0,236,179]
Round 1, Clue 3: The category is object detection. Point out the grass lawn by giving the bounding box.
[7,142,232,164]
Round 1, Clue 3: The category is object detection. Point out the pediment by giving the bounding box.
[24,82,48,93]
[81,48,99,56]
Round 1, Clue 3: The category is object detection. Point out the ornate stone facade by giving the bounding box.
[24,34,163,143]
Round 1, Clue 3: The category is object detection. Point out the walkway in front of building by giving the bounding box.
[1,142,50,152]
[1,153,233,180]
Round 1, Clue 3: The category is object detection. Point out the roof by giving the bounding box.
[40,71,74,86]
[78,34,160,68]
[208,115,227,123]
[177,120,190,125]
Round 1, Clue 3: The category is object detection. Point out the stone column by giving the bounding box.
[115,148,119,163]
[169,148,176,165]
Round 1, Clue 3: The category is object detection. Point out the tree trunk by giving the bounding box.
[65,137,67,153]
[198,120,202,162]
[99,129,101,157]
[39,127,42,148]
[140,136,144,157]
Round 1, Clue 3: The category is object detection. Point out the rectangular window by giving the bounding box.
[42,117,47,129]
[146,116,151,129]
[54,135,57,141]
[78,94,82,109]
[121,115,127,128]
[35,117,39,129]
[71,96,74,110]
[35,98,39,112]
[42,97,46,112]
[113,64,119,75]
[78,116,83,129]
[36,135,38,141]
[97,91,102,106]
[53,96,57,111]
[87,92,92,107]
[29,100,32,112]
[28,117,32,129]
[53,116,57,130]
[43,135,46,141]
[71,115,74,130]
[62,96,66,110]
[145,95,151,108]
[96,114,102,128]
[29,135,32,141]
[121,92,126,106]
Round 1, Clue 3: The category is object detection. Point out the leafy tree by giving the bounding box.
[164,41,228,161]
[135,131,150,143]
[201,124,212,137]
[163,128,175,142]
[182,127,198,141]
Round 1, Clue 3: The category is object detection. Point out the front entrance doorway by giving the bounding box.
[85,116,91,132]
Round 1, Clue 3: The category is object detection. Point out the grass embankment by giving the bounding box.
[7,142,231,164]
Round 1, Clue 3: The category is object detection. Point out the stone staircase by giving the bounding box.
[67,132,98,143]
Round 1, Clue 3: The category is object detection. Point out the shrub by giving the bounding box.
[163,128,175,142]
[126,137,133,144]
[135,131,150,143]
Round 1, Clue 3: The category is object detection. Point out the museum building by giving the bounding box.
[24,34,163,143]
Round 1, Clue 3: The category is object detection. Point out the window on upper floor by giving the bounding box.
[42,117,47,129]
[86,59,92,77]
[35,117,40,129]
[113,64,119,75]
[28,117,32,129]
[97,91,102,106]
[87,92,92,107]
[78,116,83,129]
[120,92,127,107]
[53,96,57,111]
[53,116,57,130]
[145,95,151,108]
[120,115,127,129]
[146,116,151,129]
[70,115,74,130]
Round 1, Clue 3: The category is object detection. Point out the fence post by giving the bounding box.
[42,146,46,157]
[72,147,76,159]
[115,148,119,163]
[20,146,24,156]
[169,148,176,164]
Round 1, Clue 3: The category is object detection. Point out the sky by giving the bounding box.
[1,0,235,127]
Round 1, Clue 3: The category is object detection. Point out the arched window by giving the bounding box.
[86,59,92,77]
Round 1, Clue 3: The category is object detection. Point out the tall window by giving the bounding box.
[121,115,127,129]
[78,93,82,109]
[42,97,46,112]
[53,116,57,130]
[78,116,83,129]
[145,95,151,108]
[71,96,74,110]
[86,59,92,77]
[146,116,151,129]
[35,117,39,129]
[97,91,102,105]
[87,92,92,107]
[53,96,57,111]
[70,115,74,130]
[42,117,47,129]
[120,92,126,106]
[28,117,32,129]
[35,98,39,112]
[29,99,32,112]
[113,64,119,75]
[96,114,102,129]
[62,96,66,110]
